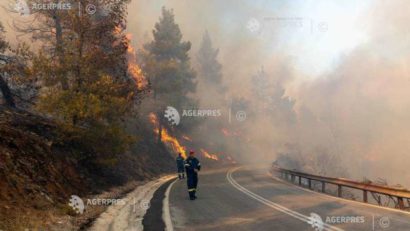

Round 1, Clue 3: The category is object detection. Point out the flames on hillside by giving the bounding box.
[126,33,147,90]
[200,149,219,161]
[148,113,219,161]
[149,113,187,158]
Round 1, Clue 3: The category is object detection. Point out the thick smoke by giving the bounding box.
[2,0,409,187]
[292,0,410,185]
[127,0,410,187]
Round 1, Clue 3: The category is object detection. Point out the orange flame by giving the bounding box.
[221,128,241,137]
[126,33,147,90]
[149,113,187,158]
[200,149,219,161]
[182,135,192,142]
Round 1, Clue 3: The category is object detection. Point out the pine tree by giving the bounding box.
[197,31,223,87]
[139,7,197,142]
[251,66,270,101]
[140,7,196,108]
[251,66,296,123]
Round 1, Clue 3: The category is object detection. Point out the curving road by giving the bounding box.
[166,165,410,231]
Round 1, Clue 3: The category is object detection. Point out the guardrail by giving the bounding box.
[271,165,410,210]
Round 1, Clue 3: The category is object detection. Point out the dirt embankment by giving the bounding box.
[0,106,174,230]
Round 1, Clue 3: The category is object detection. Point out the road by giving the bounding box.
[166,165,410,231]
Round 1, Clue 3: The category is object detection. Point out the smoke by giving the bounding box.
[291,0,410,185]
[127,0,410,186]
[1,0,409,186]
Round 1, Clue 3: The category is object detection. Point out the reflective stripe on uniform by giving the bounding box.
[188,188,195,192]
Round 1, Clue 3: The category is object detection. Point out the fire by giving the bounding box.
[221,128,241,137]
[149,113,187,158]
[148,114,219,161]
[126,33,147,90]
[182,135,192,142]
[221,128,229,136]
[161,129,187,158]
[200,149,219,161]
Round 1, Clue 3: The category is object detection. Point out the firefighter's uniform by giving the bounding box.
[176,155,185,179]
[185,156,201,200]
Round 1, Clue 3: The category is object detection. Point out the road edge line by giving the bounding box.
[163,178,178,231]
[227,167,344,231]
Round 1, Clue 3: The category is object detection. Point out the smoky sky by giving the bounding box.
[2,0,410,186]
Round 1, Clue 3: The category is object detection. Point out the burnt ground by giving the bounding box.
[0,106,174,230]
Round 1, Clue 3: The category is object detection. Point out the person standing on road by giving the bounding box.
[185,150,201,200]
[176,153,185,179]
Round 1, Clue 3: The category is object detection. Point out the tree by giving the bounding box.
[197,31,223,88]
[0,22,14,107]
[251,66,270,100]
[139,7,197,142]
[32,0,139,161]
[140,7,196,106]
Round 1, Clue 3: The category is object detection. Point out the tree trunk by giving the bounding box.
[53,11,69,90]
[0,73,15,107]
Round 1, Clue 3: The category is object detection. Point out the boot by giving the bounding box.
[189,191,195,200]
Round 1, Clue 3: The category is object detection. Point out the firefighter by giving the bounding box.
[185,150,201,200]
[176,153,185,179]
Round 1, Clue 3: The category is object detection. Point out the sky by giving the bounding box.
[2,0,410,186]
[0,0,372,77]
[129,0,372,78]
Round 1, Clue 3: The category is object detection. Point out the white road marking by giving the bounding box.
[227,167,344,231]
[163,179,178,231]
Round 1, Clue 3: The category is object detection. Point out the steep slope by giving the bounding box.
[0,106,174,230]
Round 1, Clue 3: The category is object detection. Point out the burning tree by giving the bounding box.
[15,0,142,161]
[139,7,197,142]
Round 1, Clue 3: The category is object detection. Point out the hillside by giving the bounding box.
[0,106,174,230]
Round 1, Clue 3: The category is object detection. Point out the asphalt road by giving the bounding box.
[167,165,410,231]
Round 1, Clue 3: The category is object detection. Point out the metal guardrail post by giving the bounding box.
[398,197,405,210]
[338,185,342,197]
[321,181,326,193]
[363,190,368,203]
[271,166,410,210]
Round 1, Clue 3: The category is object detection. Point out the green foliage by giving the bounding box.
[38,75,133,124]
[31,1,138,163]
[140,7,196,109]
[36,74,135,162]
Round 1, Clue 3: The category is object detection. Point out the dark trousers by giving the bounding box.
[177,167,185,179]
[187,173,198,199]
